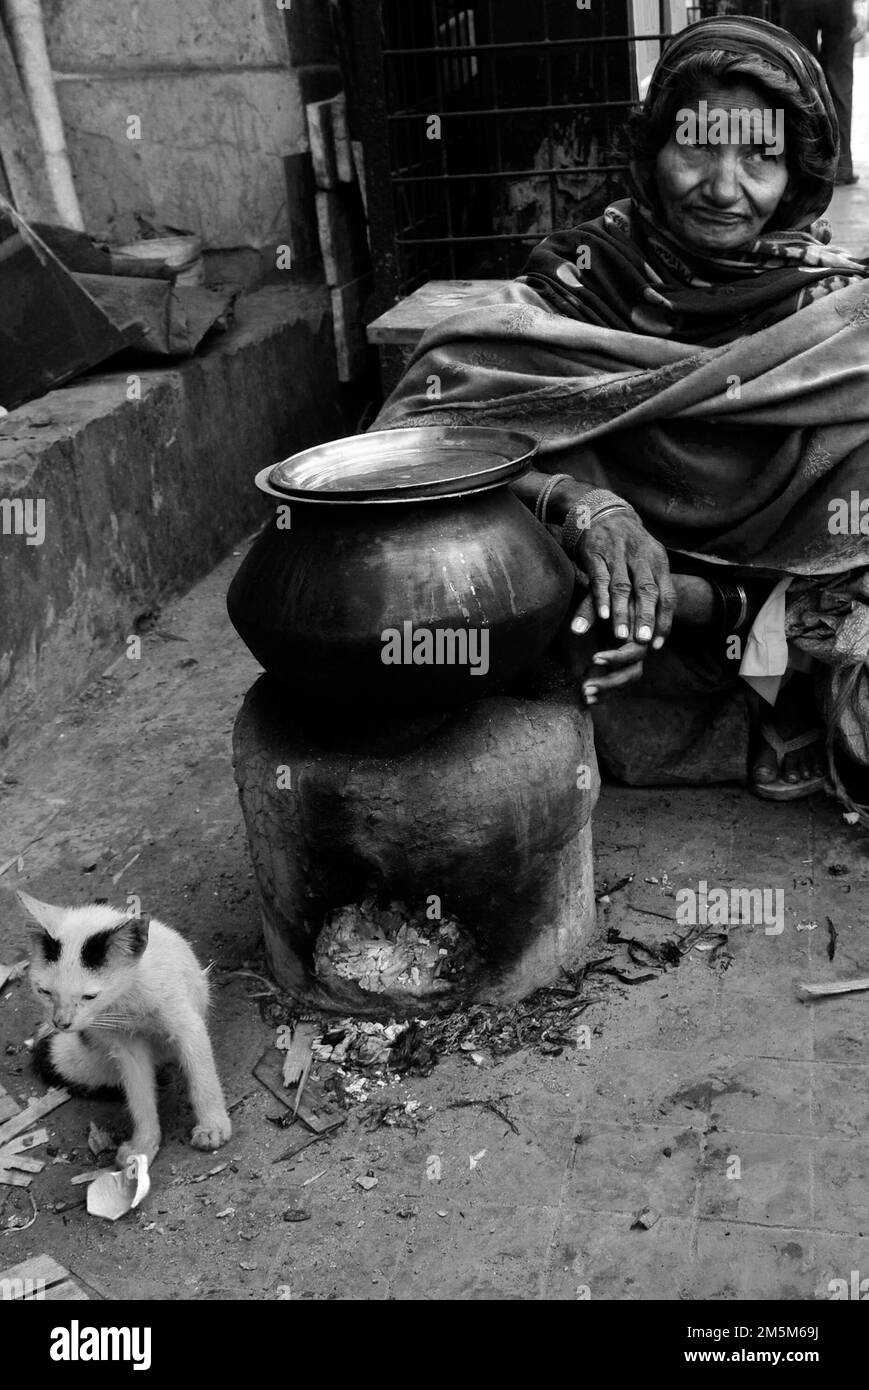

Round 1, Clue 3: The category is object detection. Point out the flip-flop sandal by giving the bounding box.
[752,724,828,801]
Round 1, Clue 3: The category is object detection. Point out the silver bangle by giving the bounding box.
[561,494,633,563]
[580,488,634,519]
[534,472,573,525]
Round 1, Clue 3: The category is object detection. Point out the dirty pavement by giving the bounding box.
[2,543,868,1302]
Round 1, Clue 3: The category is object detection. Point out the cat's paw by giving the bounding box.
[190,1112,232,1151]
[116,1135,160,1169]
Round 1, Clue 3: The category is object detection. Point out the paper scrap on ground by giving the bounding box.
[278,1021,317,1090]
[86,1154,150,1220]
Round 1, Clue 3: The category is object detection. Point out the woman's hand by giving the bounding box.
[571,509,676,649]
[581,636,649,706]
[556,591,653,703]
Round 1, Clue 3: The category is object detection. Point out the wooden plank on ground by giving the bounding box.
[332,274,373,383]
[0,1094,49,1185]
[351,139,368,220]
[253,1049,344,1135]
[315,186,369,286]
[0,1254,91,1300]
[330,92,354,182]
[46,1280,91,1300]
[0,1168,31,1186]
[306,92,354,187]
[0,1087,70,1146]
[306,98,339,189]
[0,1080,20,1125]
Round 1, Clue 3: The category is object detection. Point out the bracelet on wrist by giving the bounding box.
[560,491,634,563]
[711,581,750,635]
[533,472,574,526]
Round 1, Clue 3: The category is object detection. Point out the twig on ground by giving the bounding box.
[218,970,280,994]
[626,903,676,922]
[448,1097,520,1135]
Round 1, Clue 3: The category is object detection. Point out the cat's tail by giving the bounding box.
[33,1031,122,1097]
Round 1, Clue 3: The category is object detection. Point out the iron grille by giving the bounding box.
[380,0,640,294]
[347,0,776,310]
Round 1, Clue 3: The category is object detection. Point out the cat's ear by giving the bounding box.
[111,913,150,958]
[16,890,65,938]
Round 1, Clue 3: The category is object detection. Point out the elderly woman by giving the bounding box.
[375,16,869,821]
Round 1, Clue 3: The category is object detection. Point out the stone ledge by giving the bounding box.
[0,283,341,747]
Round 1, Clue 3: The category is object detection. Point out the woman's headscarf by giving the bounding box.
[633,14,839,232]
[518,15,866,345]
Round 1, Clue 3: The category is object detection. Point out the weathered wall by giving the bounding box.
[44,0,338,249]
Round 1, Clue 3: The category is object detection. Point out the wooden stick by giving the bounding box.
[0,1169,32,1187]
[1,1127,49,1155]
[0,1154,44,1175]
[292,1054,314,1120]
[799,977,869,998]
[0,1088,70,1147]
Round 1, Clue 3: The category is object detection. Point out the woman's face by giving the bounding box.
[654,80,789,255]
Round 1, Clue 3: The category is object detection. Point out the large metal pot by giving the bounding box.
[226,427,574,715]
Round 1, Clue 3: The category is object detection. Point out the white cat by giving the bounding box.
[19,890,231,1166]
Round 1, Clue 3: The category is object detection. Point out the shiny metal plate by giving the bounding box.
[265,427,538,503]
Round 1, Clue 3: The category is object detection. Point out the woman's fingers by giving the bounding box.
[585,637,646,700]
[629,565,659,644]
[583,659,645,702]
[591,639,646,669]
[585,553,612,623]
[652,567,677,649]
[628,548,674,648]
[608,562,633,640]
[570,590,596,636]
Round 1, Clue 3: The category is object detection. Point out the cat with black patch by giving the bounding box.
[19,889,231,1166]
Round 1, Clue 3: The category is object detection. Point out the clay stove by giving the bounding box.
[233,661,599,1015]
